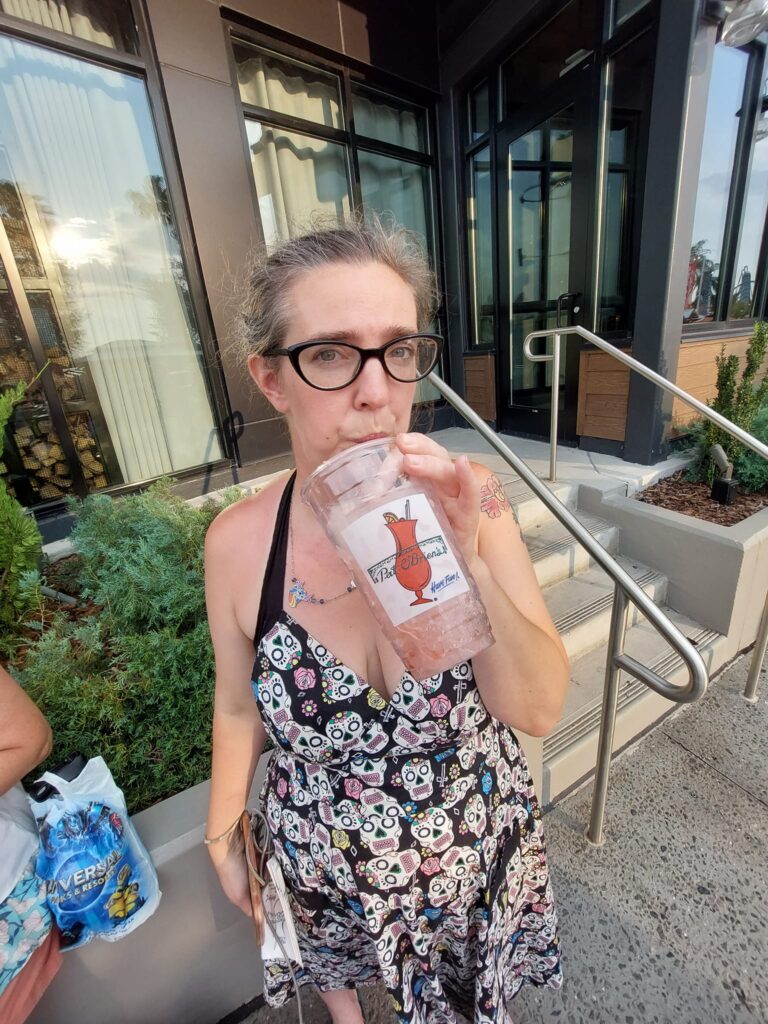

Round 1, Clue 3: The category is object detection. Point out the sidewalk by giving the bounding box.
[238,652,767,1024]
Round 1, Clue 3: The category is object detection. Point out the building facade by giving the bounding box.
[0,0,763,538]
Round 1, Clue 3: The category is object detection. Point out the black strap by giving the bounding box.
[253,471,296,649]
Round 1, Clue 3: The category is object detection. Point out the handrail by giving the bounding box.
[427,370,708,845]
[523,324,768,480]
[523,326,768,727]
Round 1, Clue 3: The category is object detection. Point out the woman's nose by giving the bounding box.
[352,355,391,407]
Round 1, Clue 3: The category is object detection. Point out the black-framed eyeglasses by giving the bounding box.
[272,334,443,391]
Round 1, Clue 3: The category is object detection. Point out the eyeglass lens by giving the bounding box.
[297,336,439,388]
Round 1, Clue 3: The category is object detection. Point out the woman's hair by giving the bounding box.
[235,215,439,360]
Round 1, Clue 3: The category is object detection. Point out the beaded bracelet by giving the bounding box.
[203,812,243,846]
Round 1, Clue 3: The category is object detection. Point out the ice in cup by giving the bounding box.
[301,438,495,680]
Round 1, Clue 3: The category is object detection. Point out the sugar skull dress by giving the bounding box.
[251,472,562,1022]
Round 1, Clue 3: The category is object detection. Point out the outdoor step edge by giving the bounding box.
[552,568,666,636]
[543,625,723,761]
[527,514,618,564]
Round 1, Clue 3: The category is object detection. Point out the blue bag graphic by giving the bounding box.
[28,756,161,950]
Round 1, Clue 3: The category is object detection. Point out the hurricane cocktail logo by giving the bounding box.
[367,498,455,605]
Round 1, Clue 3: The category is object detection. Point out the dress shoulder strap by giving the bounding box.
[253,470,296,649]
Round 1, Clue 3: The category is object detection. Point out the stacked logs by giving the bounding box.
[1,347,107,502]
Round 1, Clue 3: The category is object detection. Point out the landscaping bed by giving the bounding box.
[638,471,768,526]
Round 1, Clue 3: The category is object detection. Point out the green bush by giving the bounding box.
[0,381,43,640]
[16,478,246,813]
[685,321,768,490]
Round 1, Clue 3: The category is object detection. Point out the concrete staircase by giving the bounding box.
[507,474,729,806]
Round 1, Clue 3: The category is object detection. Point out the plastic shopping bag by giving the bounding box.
[27,755,161,950]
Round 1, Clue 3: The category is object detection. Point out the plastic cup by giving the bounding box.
[301,437,495,680]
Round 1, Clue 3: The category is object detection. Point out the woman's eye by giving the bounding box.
[312,347,342,363]
[391,345,415,360]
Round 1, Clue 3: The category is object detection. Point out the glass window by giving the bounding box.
[685,47,749,323]
[597,29,654,333]
[351,84,426,152]
[613,0,651,30]
[501,0,596,117]
[0,0,137,53]
[233,42,343,129]
[469,81,489,141]
[0,33,221,498]
[729,131,768,319]
[246,121,351,244]
[467,146,493,346]
[358,151,430,249]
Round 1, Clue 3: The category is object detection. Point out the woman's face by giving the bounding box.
[253,260,420,472]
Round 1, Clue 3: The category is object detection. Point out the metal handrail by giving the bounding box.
[427,371,708,846]
[523,326,768,717]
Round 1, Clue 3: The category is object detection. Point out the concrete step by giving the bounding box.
[540,606,728,805]
[526,512,619,588]
[545,556,668,662]
[504,476,579,531]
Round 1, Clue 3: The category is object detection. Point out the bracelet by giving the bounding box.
[203,812,243,846]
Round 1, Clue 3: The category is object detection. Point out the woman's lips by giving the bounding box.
[351,433,389,443]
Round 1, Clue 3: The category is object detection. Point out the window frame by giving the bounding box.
[458,0,658,357]
[684,38,768,337]
[0,1,235,512]
[225,19,441,264]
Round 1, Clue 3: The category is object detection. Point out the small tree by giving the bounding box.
[0,381,43,634]
[687,321,768,486]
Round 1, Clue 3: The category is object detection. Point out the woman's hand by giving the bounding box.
[208,840,253,918]
[395,433,480,565]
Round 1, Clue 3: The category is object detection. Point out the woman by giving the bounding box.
[205,220,569,1023]
[0,666,62,1024]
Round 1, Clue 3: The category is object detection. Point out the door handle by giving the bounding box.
[556,292,582,328]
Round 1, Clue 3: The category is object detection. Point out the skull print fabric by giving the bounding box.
[249,473,561,1022]
[251,616,562,1022]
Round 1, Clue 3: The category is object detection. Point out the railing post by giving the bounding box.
[745,589,768,702]
[587,585,629,846]
[549,332,560,482]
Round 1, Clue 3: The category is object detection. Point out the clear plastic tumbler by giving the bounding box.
[301,437,495,680]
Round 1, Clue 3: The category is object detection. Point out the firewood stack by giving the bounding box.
[1,345,107,503]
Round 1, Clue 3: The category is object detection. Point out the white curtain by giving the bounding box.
[0,1,127,49]
[0,35,221,483]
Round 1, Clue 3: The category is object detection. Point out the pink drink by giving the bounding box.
[301,438,494,680]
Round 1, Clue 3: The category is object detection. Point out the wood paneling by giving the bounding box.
[463,353,496,421]
[576,348,630,441]
[576,333,765,442]
[671,336,767,429]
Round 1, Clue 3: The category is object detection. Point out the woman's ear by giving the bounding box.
[248,352,289,414]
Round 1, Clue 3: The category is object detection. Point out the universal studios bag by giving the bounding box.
[27,755,161,950]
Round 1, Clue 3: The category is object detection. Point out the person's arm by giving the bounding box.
[0,664,52,795]
[396,434,569,736]
[204,507,268,916]
[464,463,569,735]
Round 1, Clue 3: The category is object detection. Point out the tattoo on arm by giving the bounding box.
[480,474,523,539]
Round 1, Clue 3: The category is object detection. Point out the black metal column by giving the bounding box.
[623,0,716,464]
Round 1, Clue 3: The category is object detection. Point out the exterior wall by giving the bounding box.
[577,333,767,442]
[144,0,439,469]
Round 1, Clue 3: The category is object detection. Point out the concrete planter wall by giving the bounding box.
[580,482,768,660]
[27,754,273,1024]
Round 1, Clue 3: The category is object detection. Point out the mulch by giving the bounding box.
[637,471,768,526]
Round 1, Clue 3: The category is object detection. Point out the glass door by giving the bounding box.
[497,81,592,440]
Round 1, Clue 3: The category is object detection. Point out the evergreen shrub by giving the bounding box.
[685,321,768,491]
[17,479,246,813]
[0,380,43,645]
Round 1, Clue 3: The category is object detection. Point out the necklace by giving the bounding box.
[287,498,356,608]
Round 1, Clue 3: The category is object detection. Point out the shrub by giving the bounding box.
[685,321,768,489]
[0,381,43,639]
[16,479,246,813]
